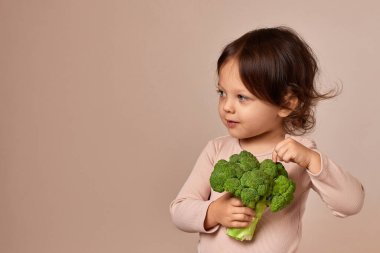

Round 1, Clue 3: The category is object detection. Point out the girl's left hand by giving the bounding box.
[272,137,321,174]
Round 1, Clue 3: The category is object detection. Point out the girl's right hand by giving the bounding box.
[204,193,255,230]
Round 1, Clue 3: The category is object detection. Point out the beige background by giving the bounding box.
[1,0,379,252]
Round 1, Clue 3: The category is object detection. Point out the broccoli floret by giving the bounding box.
[234,184,244,198]
[209,150,296,241]
[240,188,260,209]
[229,154,240,163]
[270,175,296,212]
[209,159,236,192]
[240,170,272,197]
[276,162,288,178]
[260,159,289,180]
[239,151,260,171]
[260,159,278,179]
[229,151,260,171]
[224,178,241,194]
[231,162,245,179]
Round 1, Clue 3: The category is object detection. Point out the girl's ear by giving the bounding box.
[278,93,299,118]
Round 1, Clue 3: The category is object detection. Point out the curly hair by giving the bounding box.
[217,26,338,135]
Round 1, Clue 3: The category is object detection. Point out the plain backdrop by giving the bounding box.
[1,0,379,252]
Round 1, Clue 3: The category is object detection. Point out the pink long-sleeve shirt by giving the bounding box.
[170,135,364,253]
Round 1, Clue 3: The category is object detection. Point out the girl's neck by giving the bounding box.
[239,129,287,155]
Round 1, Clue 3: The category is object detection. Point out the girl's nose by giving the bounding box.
[223,99,235,113]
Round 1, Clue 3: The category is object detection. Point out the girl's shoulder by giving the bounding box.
[287,134,317,149]
[204,135,240,160]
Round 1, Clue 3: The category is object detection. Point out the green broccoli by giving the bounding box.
[270,175,296,212]
[209,150,296,241]
[209,159,235,192]
[224,178,241,194]
[236,151,260,171]
[260,159,288,179]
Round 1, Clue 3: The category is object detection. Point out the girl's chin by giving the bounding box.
[226,129,246,139]
[226,128,257,140]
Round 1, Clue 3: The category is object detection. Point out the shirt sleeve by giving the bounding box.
[307,149,365,217]
[169,140,220,233]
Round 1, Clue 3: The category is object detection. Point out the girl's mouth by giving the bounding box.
[226,120,239,128]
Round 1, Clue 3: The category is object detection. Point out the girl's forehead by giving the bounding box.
[217,81,248,93]
[219,58,240,76]
[218,61,252,91]
[218,60,242,84]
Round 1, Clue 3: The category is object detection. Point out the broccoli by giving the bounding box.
[209,159,235,192]
[260,159,288,179]
[270,175,296,212]
[209,151,296,241]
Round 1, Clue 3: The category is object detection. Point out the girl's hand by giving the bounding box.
[272,137,321,174]
[204,193,255,230]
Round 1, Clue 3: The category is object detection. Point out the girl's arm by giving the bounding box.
[170,140,256,233]
[307,150,365,217]
[273,137,365,217]
[169,140,219,233]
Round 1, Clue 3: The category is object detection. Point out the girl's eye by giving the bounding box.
[216,89,225,97]
[238,94,249,101]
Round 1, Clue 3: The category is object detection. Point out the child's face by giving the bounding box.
[217,59,285,140]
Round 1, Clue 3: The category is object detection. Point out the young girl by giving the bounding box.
[169,26,364,253]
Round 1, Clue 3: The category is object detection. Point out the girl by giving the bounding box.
[169,26,364,253]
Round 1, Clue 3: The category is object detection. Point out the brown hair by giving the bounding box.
[217,26,338,135]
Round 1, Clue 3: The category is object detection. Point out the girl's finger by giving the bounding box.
[229,220,253,228]
[232,213,254,222]
[272,150,278,163]
[281,152,294,163]
[232,207,255,217]
[221,192,233,199]
[273,138,290,161]
[274,137,291,150]
[276,143,291,161]
[230,197,244,207]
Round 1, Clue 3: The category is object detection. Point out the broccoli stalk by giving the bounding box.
[226,200,267,241]
[209,151,296,241]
